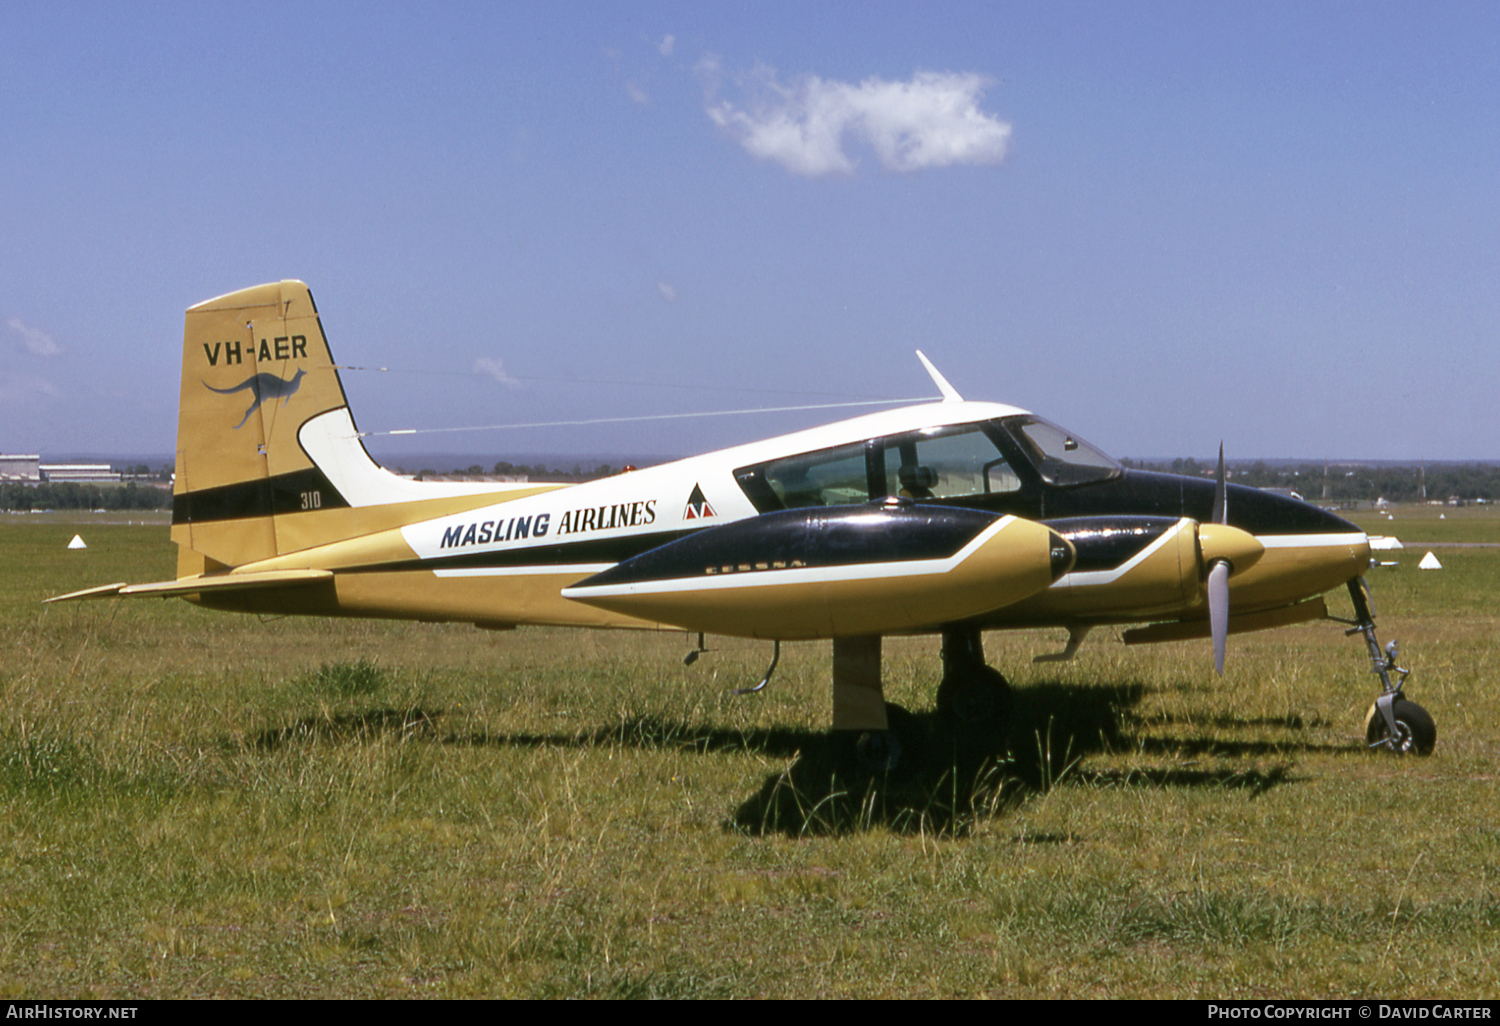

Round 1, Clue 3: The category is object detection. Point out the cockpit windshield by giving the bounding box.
[1001,416,1121,487]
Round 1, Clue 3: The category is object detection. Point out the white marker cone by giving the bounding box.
[1418,551,1442,570]
[67,535,86,550]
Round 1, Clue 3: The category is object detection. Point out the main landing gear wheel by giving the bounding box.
[1365,698,1436,756]
[937,629,1012,764]
[936,664,1012,731]
[842,702,923,785]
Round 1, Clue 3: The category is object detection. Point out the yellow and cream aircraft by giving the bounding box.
[51,280,1434,773]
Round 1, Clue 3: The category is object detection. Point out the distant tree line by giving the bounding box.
[0,481,173,512]
[494,461,623,482]
[15,457,1485,509]
[3,461,628,510]
[1121,459,1500,503]
[396,462,625,482]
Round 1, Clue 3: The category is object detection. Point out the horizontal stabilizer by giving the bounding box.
[44,582,130,603]
[48,568,333,603]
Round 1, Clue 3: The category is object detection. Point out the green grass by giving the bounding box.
[0,509,1497,997]
[1348,502,1500,544]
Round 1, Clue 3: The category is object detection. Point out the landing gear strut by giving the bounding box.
[827,630,1013,786]
[830,635,923,784]
[1346,578,1435,755]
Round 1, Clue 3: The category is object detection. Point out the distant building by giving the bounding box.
[40,464,121,483]
[0,454,41,481]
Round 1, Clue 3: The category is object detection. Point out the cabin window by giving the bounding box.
[754,441,871,509]
[880,424,1021,500]
[733,421,1036,514]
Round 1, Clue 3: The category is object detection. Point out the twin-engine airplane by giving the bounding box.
[51,281,1435,773]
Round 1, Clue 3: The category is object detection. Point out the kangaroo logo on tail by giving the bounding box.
[203,368,307,429]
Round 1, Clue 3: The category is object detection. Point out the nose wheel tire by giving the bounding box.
[1365,698,1436,756]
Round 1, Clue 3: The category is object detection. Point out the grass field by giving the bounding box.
[1,506,1497,998]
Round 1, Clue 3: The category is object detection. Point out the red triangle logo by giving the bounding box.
[684,484,715,521]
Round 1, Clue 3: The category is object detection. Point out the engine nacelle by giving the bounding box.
[562,501,1074,640]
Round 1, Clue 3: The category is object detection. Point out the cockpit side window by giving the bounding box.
[1005,416,1121,487]
[880,424,1021,500]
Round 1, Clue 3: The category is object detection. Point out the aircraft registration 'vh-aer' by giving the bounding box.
[51,281,1435,776]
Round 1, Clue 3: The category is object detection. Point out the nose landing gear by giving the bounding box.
[1345,578,1435,756]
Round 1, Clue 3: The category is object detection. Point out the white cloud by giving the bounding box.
[694,53,723,91]
[707,69,1011,178]
[656,282,678,303]
[0,373,61,403]
[474,357,521,389]
[626,81,649,105]
[7,318,61,357]
[658,34,675,57]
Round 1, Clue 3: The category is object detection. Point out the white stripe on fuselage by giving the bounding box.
[434,564,613,579]
[1049,518,1191,589]
[1257,532,1368,549]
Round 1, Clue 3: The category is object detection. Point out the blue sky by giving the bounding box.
[3,1,1497,463]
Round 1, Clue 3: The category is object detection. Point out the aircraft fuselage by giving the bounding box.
[211,399,1368,643]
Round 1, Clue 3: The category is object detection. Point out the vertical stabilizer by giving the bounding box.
[173,281,352,571]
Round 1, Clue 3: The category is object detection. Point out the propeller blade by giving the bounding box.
[1211,442,1227,525]
[1208,559,1230,676]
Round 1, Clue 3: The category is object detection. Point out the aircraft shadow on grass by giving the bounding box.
[724,680,1306,837]
[248,677,1319,837]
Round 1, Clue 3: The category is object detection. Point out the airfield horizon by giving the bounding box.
[24,451,1500,468]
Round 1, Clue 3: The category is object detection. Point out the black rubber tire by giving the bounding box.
[844,702,923,783]
[1365,698,1437,756]
[936,664,1012,729]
